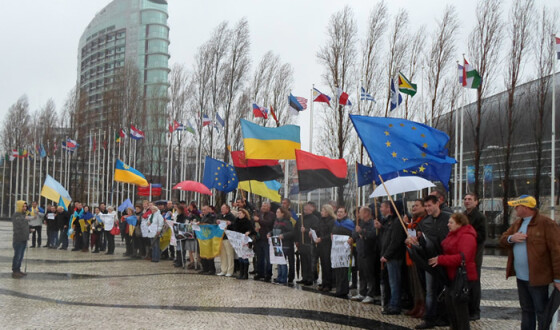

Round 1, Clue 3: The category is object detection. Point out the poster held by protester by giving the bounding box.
[225,230,254,259]
[99,214,115,231]
[269,236,287,265]
[331,235,351,268]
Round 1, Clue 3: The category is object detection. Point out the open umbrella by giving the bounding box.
[369,176,435,198]
[172,180,212,195]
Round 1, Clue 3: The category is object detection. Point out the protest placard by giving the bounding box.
[330,234,351,268]
[225,230,254,259]
[269,236,287,265]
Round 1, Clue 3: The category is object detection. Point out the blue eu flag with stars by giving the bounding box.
[350,115,456,175]
[202,156,238,193]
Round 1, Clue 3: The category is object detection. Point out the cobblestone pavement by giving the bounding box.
[0,221,537,329]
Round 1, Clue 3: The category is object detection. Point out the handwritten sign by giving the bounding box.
[225,230,254,259]
[330,235,351,268]
[269,236,287,265]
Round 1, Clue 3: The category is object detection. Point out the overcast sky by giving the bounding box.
[0,0,557,150]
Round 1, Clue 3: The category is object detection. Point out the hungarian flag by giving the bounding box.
[312,88,331,105]
[460,59,481,89]
[398,72,417,96]
[130,125,145,140]
[252,103,268,119]
[231,150,283,182]
[295,150,348,192]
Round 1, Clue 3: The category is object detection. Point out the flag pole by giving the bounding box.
[15,152,19,202]
[88,131,92,206]
[117,132,121,204]
[33,142,37,202]
[454,61,460,209]
[355,162,360,211]
[1,154,5,216]
[25,152,30,202]
[9,156,13,216]
[551,34,557,219]
[378,175,409,236]
[284,160,289,199]
[459,55,466,200]
[308,85,314,203]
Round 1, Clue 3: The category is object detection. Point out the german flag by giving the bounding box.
[231,151,283,182]
[295,150,348,192]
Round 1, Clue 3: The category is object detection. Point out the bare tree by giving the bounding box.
[500,0,534,221]
[531,7,557,205]
[317,6,358,205]
[360,1,388,118]
[402,26,426,120]
[426,5,459,126]
[1,96,31,152]
[37,99,58,147]
[467,0,503,198]
[384,9,409,117]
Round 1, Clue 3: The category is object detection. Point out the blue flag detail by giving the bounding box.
[202,156,238,193]
[357,163,376,187]
[358,162,452,191]
[118,198,134,213]
[350,115,456,176]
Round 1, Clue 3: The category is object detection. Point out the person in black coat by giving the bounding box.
[252,202,275,281]
[217,204,237,276]
[197,205,217,275]
[316,204,335,291]
[295,203,319,285]
[463,192,486,321]
[378,200,407,315]
[232,208,256,280]
[55,206,70,250]
[331,206,355,297]
[351,206,379,303]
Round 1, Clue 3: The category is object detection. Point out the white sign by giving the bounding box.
[269,236,287,265]
[47,213,55,220]
[309,229,318,242]
[225,230,254,259]
[140,219,150,237]
[99,214,115,231]
[331,235,351,268]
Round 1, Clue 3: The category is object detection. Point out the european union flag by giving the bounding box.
[202,156,238,193]
[364,162,452,191]
[357,163,376,187]
[350,115,456,175]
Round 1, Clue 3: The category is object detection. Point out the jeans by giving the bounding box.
[255,239,271,278]
[48,228,59,247]
[12,241,27,272]
[386,259,403,311]
[59,228,68,249]
[517,279,549,330]
[151,236,161,261]
[277,264,288,283]
[284,244,295,282]
[31,225,42,247]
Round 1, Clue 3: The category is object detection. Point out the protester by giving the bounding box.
[217,204,236,277]
[132,205,143,258]
[122,207,136,256]
[404,199,427,319]
[105,206,118,255]
[196,205,217,274]
[70,202,84,251]
[28,201,44,248]
[428,213,478,330]
[44,205,58,248]
[12,201,30,279]
[281,198,299,222]
[500,195,560,330]
[173,205,188,267]
[80,205,93,252]
[316,204,335,292]
[463,193,486,321]
[351,206,378,304]
[295,203,319,286]
[148,205,164,262]
[331,206,355,297]
[56,206,70,250]
[91,207,103,253]
[267,207,293,284]
[232,208,255,280]
[253,202,275,282]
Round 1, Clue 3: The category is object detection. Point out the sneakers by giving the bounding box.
[361,296,375,304]
[216,272,225,276]
[225,274,233,277]
[350,294,365,301]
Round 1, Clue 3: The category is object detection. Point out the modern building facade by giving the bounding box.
[77,0,170,176]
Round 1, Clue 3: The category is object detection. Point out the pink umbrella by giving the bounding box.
[172,181,212,195]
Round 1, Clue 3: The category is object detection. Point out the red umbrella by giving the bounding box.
[172,180,212,195]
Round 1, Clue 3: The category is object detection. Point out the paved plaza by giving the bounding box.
[0,221,539,329]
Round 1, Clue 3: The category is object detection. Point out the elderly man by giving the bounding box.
[12,201,31,279]
[295,203,319,286]
[500,195,560,330]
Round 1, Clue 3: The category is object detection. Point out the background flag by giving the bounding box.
[238,180,282,202]
[295,150,348,192]
[231,150,283,181]
[390,78,402,111]
[240,119,300,160]
[350,115,456,175]
[137,183,162,197]
[202,114,212,127]
[118,198,134,213]
[288,94,308,112]
[360,87,376,102]
[186,120,196,134]
[461,59,481,88]
[130,125,145,140]
[252,103,269,119]
[202,156,238,193]
[312,88,331,105]
[556,36,560,60]
[114,159,149,186]
[357,163,376,187]
[216,113,225,128]
[398,72,417,96]
[41,175,72,209]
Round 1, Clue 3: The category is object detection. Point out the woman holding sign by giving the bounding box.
[268,207,294,285]
[232,208,255,280]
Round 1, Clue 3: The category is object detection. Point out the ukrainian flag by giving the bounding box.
[194,224,224,259]
[40,175,72,210]
[238,180,282,202]
[114,159,149,186]
[240,119,300,160]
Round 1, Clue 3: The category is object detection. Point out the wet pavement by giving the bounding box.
[0,221,537,329]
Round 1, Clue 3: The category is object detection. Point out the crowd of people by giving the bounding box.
[10,189,560,330]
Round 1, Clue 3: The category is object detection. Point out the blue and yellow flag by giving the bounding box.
[194,224,224,259]
[202,156,238,193]
[114,159,149,187]
[240,119,300,160]
[350,115,456,175]
[238,180,282,202]
[40,175,72,210]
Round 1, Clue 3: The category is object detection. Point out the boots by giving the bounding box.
[412,301,425,319]
[406,301,421,316]
[237,263,246,280]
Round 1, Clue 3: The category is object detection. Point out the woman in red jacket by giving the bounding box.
[428,213,477,330]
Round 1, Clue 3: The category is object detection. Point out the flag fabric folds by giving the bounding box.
[193,224,225,259]
[288,94,308,112]
[349,115,456,175]
[137,184,162,197]
[252,103,269,119]
[338,88,352,106]
[359,162,452,191]
[41,175,72,210]
[390,78,402,111]
[130,125,145,140]
[357,163,376,187]
[231,150,283,182]
[360,87,376,102]
[216,113,225,127]
[556,37,560,60]
[202,114,212,127]
[118,198,134,213]
[461,59,481,89]
[240,119,301,160]
[114,159,149,186]
[186,120,196,134]
[39,145,47,158]
[202,156,238,193]
[269,106,279,125]
[312,88,331,105]
[295,150,348,192]
[238,180,282,202]
[398,72,417,96]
